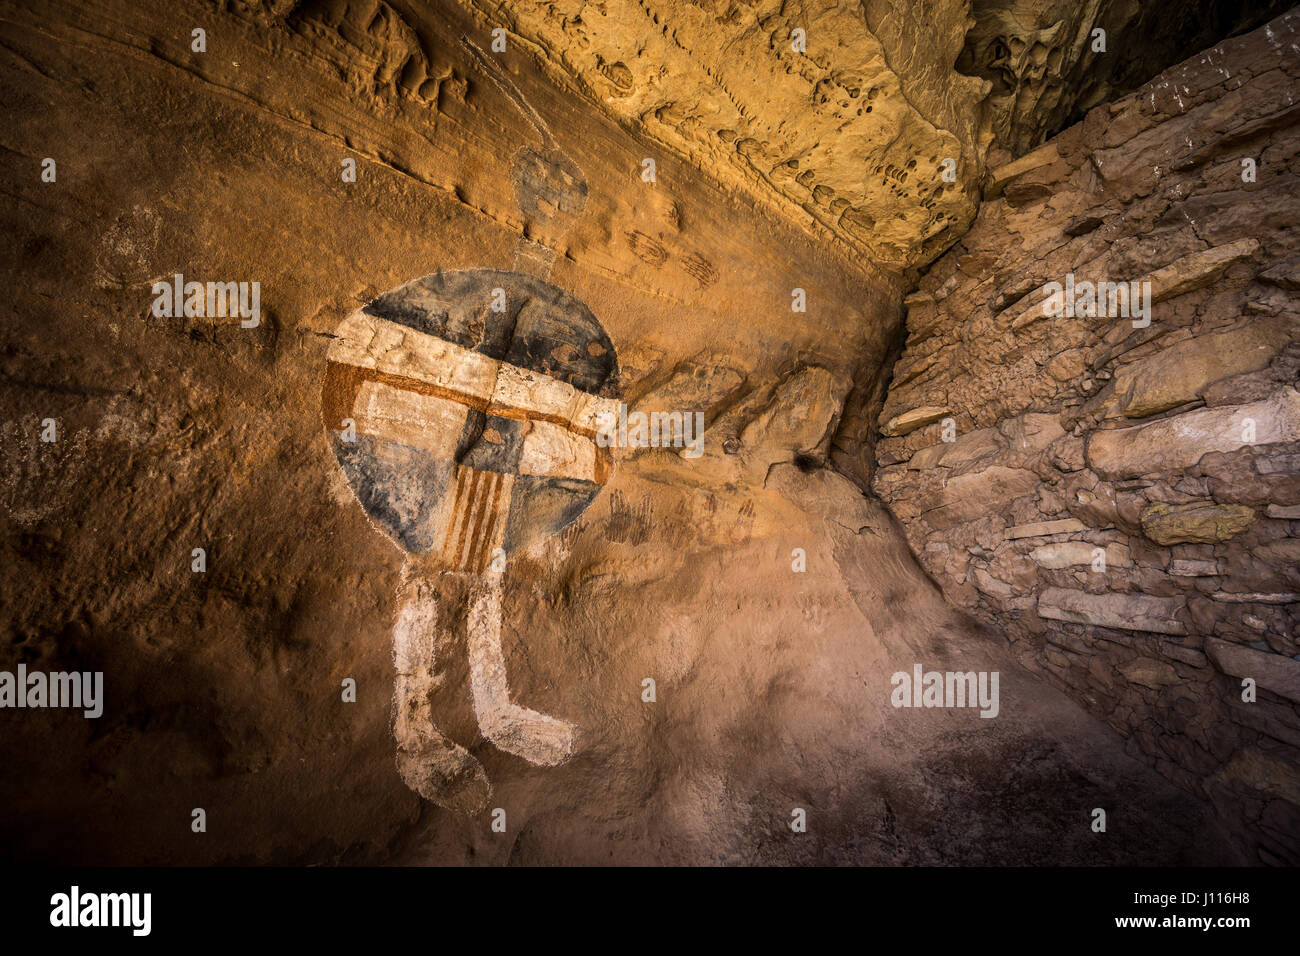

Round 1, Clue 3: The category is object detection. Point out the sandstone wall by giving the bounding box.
[0,0,896,862]
[874,11,1300,864]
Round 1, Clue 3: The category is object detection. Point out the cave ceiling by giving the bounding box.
[450,0,1294,271]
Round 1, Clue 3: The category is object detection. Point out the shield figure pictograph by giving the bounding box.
[322,268,620,810]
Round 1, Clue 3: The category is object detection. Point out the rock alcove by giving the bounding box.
[1,0,1297,865]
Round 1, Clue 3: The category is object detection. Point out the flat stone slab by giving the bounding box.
[1031,541,1131,568]
[882,405,950,438]
[916,466,1040,530]
[988,142,1059,197]
[1120,656,1180,688]
[1006,518,1088,540]
[908,426,1002,471]
[1099,316,1289,420]
[1267,504,1300,519]
[1087,388,1300,479]
[1148,238,1261,303]
[1206,638,1300,703]
[1037,587,1187,635]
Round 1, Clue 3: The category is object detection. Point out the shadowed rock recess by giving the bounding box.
[0,0,1294,865]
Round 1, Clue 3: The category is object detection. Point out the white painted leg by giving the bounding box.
[466,575,575,766]
[391,564,490,812]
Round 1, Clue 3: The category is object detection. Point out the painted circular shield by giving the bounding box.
[323,269,619,571]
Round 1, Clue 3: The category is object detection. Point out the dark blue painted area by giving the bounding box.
[454,408,487,463]
[513,146,588,224]
[460,414,526,474]
[362,270,493,356]
[361,269,617,395]
[505,303,614,394]
[331,432,453,554]
[503,474,603,554]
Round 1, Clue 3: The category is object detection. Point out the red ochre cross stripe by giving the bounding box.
[438,466,514,572]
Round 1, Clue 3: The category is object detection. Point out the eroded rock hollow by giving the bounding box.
[1,0,1296,865]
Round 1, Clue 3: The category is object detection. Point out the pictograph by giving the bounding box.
[322,269,619,808]
[320,38,619,810]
